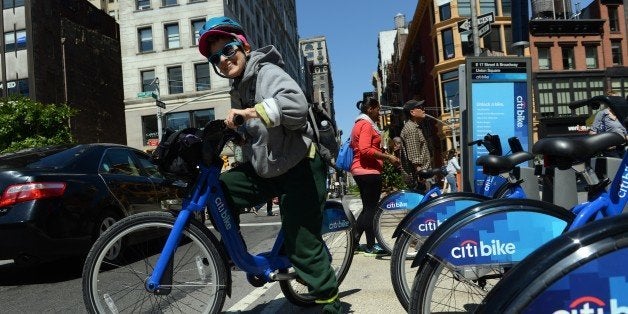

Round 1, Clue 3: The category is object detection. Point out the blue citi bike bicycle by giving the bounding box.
[81,119,355,313]
[477,213,628,313]
[407,131,627,313]
[386,135,533,310]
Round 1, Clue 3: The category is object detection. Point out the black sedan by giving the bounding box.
[0,144,189,265]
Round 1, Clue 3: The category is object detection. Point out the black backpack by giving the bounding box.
[308,102,340,166]
[151,127,203,180]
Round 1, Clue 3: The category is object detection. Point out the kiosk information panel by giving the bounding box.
[463,57,533,192]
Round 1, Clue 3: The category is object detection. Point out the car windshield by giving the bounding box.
[0,145,86,170]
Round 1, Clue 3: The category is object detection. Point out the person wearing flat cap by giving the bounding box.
[400,99,432,191]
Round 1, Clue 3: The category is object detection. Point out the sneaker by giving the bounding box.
[354,244,368,253]
[363,244,387,257]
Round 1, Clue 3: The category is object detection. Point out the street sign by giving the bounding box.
[137,91,154,98]
[457,11,494,33]
[478,21,492,38]
[155,100,166,109]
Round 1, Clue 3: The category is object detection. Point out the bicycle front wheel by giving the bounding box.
[82,211,228,314]
[279,208,355,306]
[390,232,427,310]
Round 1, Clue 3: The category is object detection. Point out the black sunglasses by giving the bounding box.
[208,41,241,65]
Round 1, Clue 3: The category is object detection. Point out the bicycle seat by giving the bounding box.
[417,167,447,179]
[533,132,626,170]
[476,151,534,175]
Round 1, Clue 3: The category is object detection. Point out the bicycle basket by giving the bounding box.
[152,127,202,180]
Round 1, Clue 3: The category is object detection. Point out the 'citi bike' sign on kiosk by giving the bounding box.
[463,57,533,192]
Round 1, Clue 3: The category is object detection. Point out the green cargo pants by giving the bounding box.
[219,153,341,313]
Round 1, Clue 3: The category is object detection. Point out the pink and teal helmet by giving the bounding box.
[198,16,251,58]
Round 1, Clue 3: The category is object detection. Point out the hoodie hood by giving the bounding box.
[239,46,285,85]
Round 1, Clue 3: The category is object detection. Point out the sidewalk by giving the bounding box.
[335,194,406,313]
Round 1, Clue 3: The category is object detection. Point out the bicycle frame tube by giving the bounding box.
[569,153,628,230]
[146,164,290,292]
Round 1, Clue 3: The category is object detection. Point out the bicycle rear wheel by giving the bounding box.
[82,211,228,314]
[279,208,355,306]
[374,207,411,253]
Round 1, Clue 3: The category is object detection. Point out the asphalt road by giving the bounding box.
[0,199,405,313]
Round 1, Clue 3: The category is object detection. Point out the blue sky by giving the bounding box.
[296,1,418,139]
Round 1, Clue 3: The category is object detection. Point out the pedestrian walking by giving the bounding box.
[445,149,461,192]
[589,90,628,158]
[349,97,400,256]
[400,99,432,191]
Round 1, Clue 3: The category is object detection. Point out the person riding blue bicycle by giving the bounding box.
[198,16,341,313]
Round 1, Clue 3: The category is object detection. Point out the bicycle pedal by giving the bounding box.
[269,270,297,281]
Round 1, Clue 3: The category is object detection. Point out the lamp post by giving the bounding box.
[150,78,163,141]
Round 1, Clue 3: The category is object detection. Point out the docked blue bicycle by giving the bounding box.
[386,135,532,310]
[407,131,627,313]
[81,119,355,313]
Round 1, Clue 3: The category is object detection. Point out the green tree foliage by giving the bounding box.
[0,96,77,154]
[382,160,407,192]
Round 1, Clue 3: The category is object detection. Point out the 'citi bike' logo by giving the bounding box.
[385,201,408,209]
[450,239,516,259]
[328,219,350,231]
[616,165,628,199]
[417,218,441,232]
[553,296,627,314]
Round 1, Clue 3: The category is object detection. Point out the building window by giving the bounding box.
[141,70,155,92]
[538,46,551,70]
[162,0,177,6]
[4,29,26,52]
[483,26,501,52]
[561,46,575,70]
[608,6,619,32]
[194,63,210,91]
[585,46,598,69]
[138,27,153,52]
[167,66,183,94]
[165,109,215,131]
[458,0,471,16]
[191,18,205,45]
[1,78,28,96]
[3,0,24,9]
[501,0,511,16]
[136,0,150,10]
[479,0,496,14]
[504,25,512,54]
[164,23,180,49]
[442,28,454,60]
[305,43,313,50]
[611,41,623,65]
[441,70,459,110]
[142,115,158,145]
[439,3,451,21]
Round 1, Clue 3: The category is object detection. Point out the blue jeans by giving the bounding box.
[446,174,458,192]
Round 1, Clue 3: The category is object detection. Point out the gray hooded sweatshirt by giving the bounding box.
[231,45,314,178]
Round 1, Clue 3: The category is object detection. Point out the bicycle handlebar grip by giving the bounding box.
[233,114,245,126]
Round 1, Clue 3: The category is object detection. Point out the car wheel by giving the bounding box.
[95,211,122,261]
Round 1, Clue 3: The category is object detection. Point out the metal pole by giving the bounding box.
[449,99,458,149]
[470,0,481,56]
[152,78,163,141]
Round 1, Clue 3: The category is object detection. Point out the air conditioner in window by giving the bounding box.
[138,4,150,10]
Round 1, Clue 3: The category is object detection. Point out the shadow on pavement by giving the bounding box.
[0,257,83,285]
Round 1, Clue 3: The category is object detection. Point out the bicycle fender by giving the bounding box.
[391,192,490,239]
[378,190,425,212]
[410,199,574,268]
[321,199,354,234]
